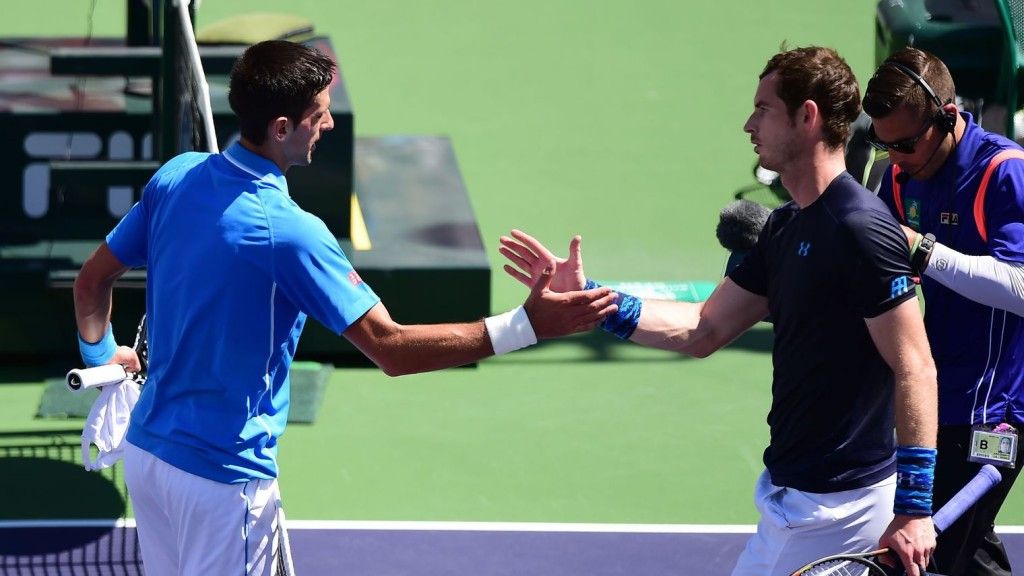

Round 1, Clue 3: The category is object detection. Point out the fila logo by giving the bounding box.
[348,270,363,286]
[797,242,811,257]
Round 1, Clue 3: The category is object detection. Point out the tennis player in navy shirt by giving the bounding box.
[72,40,618,575]
[500,47,938,576]
[865,47,1024,576]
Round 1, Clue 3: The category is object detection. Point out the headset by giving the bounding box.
[886,60,957,135]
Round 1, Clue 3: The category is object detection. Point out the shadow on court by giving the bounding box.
[0,429,142,574]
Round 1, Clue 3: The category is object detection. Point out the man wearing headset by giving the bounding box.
[864,47,1024,575]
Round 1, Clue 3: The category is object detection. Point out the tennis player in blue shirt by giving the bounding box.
[501,47,939,576]
[864,47,1024,576]
[72,40,617,576]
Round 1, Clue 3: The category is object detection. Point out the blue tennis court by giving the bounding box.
[6,520,1024,573]
[4,521,1024,575]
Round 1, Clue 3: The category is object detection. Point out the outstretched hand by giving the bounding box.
[500,229,587,293]
[523,264,618,338]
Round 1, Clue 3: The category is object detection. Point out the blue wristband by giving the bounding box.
[78,324,117,367]
[894,446,936,516]
[586,279,642,340]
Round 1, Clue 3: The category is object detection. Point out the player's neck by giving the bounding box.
[780,145,847,209]
[238,138,290,174]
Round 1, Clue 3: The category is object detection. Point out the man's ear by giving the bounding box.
[800,99,819,131]
[268,116,291,143]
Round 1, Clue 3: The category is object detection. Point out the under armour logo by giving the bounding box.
[797,242,811,257]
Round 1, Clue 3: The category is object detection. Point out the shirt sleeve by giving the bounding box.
[983,160,1024,264]
[727,213,772,296]
[270,209,381,336]
[843,208,917,318]
[105,196,149,268]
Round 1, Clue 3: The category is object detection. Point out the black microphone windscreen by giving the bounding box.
[716,200,772,251]
[895,171,909,185]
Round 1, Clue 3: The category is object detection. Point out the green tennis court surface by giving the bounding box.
[3,3,1024,574]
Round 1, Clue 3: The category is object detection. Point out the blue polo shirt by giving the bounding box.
[107,142,380,483]
[878,113,1024,426]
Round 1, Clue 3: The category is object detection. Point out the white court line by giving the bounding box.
[0,519,752,532]
[4,519,1024,534]
[287,521,758,533]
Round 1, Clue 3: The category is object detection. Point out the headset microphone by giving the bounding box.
[895,127,947,186]
[886,60,957,135]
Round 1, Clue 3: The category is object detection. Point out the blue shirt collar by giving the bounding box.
[222,142,289,193]
[929,111,978,187]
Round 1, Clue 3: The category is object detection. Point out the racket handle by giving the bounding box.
[932,464,1002,533]
[66,364,129,393]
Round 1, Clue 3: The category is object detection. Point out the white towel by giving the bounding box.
[80,378,141,471]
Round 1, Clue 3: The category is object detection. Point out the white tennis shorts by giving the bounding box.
[123,440,295,576]
[731,468,897,576]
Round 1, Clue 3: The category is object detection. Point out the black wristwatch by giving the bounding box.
[911,233,936,276]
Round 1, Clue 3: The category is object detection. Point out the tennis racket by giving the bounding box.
[274,505,297,575]
[66,315,148,392]
[789,464,1003,576]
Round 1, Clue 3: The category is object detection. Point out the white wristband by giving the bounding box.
[484,305,538,355]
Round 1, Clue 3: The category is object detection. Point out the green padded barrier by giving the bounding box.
[286,362,334,424]
[196,13,315,45]
[602,281,717,303]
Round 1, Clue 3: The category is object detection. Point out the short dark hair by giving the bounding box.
[862,48,955,123]
[760,46,861,149]
[228,40,335,145]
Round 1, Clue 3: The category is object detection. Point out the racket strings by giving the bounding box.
[799,557,888,576]
[273,506,296,576]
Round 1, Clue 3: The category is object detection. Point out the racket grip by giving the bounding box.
[932,464,1002,533]
[66,364,129,393]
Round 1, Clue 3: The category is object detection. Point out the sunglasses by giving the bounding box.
[866,117,935,154]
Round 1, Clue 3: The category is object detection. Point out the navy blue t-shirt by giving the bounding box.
[730,172,917,493]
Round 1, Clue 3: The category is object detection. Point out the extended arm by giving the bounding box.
[499,229,768,358]
[344,268,618,376]
[865,297,938,575]
[343,304,491,376]
[628,279,768,357]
